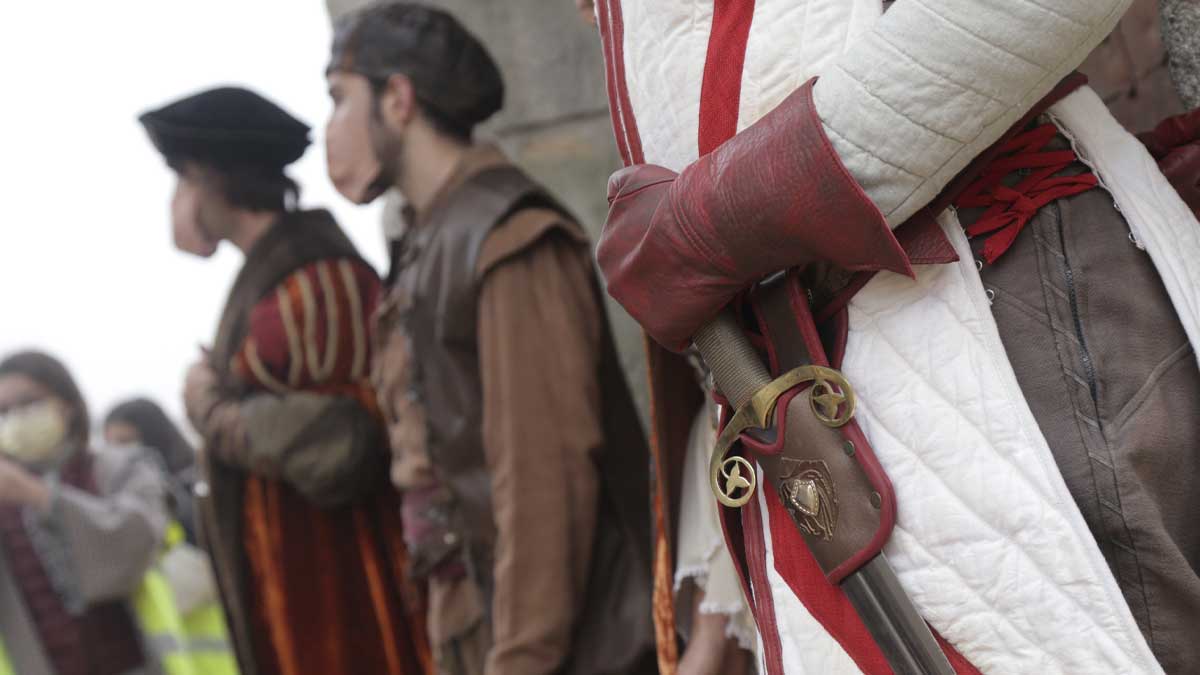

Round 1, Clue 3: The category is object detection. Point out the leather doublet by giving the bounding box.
[384,166,553,587]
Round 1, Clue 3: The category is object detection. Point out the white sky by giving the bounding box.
[0,1,386,427]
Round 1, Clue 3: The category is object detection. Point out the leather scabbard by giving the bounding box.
[724,272,896,583]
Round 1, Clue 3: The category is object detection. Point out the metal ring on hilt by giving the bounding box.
[710,365,856,508]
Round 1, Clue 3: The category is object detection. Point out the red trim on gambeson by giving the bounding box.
[597,0,645,165]
[743,490,786,675]
[767,485,982,674]
[698,0,757,156]
[938,630,983,675]
[765,488,890,674]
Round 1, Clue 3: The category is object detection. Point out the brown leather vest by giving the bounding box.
[388,166,656,674]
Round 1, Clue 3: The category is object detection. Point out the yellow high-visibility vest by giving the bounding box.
[0,522,237,675]
[131,521,239,675]
[0,637,14,675]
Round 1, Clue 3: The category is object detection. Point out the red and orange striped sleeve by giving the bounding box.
[233,257,381,400]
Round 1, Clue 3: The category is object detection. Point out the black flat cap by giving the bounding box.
[139,86,311,169]
[330,3,504,134]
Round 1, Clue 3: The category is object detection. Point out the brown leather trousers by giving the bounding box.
[977,186,1200,675]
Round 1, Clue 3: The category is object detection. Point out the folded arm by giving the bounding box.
[187,258,388,506]
[599,0,1133,349]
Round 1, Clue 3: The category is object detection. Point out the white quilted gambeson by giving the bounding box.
[842,213,1165,674]
[609,0,1200,672]
[812,0,1132,226]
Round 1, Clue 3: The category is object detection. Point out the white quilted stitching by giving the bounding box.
[613,2,1175,672]
[823,125,926,179]
[813,0,1133,224]
[620,0,708,171]
[832,62,966,143]
[842,216,1162,674]
[909,0,1047,73]
[854,406,1120,672]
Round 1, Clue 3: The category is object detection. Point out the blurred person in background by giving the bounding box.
[0,350,169,674]
[105,398,200,544]
[139,86,429,675]
[325,4,656,674]
[103,396,240,675]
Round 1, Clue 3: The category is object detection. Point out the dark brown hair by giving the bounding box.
[104,398,195,474]
[169,158,300,212]
[368,77,473,143]
[0,350,90,449]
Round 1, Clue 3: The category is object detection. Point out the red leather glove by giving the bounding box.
[598,79,912,351]
[1138,108,1200,217]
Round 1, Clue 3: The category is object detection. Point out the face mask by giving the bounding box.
[0,401,68,467]
[326,78,392,205]
[171,176,219,258]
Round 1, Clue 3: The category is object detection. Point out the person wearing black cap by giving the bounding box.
[326,5,656,675]
[140,86,429,675]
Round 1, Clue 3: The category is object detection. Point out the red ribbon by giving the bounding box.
[957,124,1098,263]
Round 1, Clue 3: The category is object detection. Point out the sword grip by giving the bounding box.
[693,309,772,409]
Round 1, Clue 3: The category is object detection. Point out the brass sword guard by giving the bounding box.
[710,365,856,508]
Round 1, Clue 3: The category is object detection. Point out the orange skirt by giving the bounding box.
[243,476,432,675]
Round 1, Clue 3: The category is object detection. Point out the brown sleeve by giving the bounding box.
[478,225,604,675]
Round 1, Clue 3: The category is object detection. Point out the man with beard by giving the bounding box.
[139,86,429,675]
[324,5,656,674]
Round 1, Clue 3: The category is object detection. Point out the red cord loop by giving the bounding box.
[958,124,1098,263]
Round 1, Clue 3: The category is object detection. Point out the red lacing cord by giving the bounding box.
[957,124,1099,264]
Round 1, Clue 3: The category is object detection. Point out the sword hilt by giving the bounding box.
[695,308,773,508]
[693,309,771,409]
